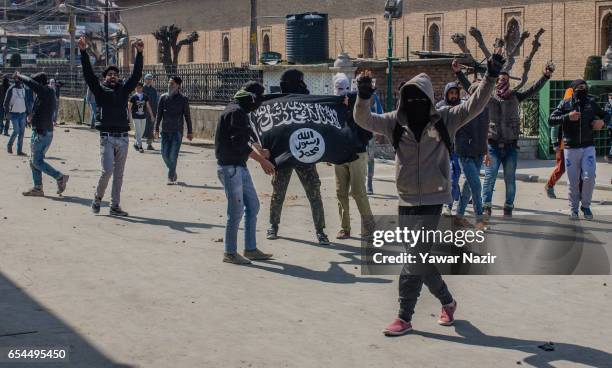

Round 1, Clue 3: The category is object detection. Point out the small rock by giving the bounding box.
[43,208,47,211]
[64,129,70,132]
[538,342,555,352]
[604,283,607,286]
[214,238,223,243]
[516,362,522,365]
[3,217,6,219]
[182,240,186,243]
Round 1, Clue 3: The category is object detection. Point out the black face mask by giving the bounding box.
[574,89,588,101]
[405,100,431,126]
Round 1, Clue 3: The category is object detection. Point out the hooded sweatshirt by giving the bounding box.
[354,73,496,206]
[435,82,462,109]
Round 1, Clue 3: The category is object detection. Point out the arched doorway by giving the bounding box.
[222,36,230,62]
[262,34,270,53]
[601,12,612,54]
[428,23,440,51]
[506,18,521,56]
[363,27,374,58]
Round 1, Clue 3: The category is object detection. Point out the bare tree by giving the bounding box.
[451,26,553,90]
[153,24,199,73]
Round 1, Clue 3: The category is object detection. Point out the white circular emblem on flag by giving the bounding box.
[289,128,325,164]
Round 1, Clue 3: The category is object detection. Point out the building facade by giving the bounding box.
[117,0,612,81]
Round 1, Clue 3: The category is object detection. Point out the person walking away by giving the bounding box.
[154,76,193,185]
[79,35,144,217]
[143,74,158,150]
[266,69,330,245]
[14,71,69,197]
[0,76,9,136]
[4,76,30,155]
[129,82,155,153]
[353,50,503,336]
[482,64,554,218]
[215,81,275,265]
[549,79,606,220]
[332,73,375,239]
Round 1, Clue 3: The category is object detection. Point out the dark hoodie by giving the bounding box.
[80,48,143,133]
[435,82,462,109]
[354,73,496,206]
[215,101,256,166]
[16,74,56,132]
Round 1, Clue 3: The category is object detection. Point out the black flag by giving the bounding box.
[250,94,362,168]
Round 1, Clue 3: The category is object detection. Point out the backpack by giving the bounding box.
[392,119,452,155]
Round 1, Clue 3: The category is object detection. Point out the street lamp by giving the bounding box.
[384,0,403,112]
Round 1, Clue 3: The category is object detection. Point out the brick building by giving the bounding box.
[116,0,612,82]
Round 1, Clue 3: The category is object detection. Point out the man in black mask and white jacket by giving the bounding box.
[353,49,504,336]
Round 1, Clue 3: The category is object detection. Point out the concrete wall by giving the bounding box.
[58,97,224,140]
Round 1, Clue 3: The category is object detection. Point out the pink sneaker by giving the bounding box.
[383,318,412,336]
[438,300,457,326]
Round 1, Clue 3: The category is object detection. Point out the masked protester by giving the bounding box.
[79,35,144,217]
[354,50,504,337]
[482,65,553,218]
[266,69,330,245]
[332,73,374,239]
[215,81,275,265]
[436,81,463,216]
[13,71,69,197]
[4,77,29,155]
[549,80,607,220]
[154,76,193,184]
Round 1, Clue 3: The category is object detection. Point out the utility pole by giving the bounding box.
[104,0,110,66]
[384,0,403,112]
[386,16,393,112]
[68,9,75,74]
[249,0,258,65]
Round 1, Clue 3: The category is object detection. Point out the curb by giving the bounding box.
[480,171,612,192]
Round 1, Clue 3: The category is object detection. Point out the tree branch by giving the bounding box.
[514,28,545,90]
[469,27,491,59]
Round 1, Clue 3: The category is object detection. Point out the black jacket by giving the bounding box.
[455,108,489,157]
[155,92,193,134]
[18,75,56,132]
[549,96,607,149]
[81,49,143,132]
[215,102,255,166]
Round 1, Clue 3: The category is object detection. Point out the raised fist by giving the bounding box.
[356,71,375,100]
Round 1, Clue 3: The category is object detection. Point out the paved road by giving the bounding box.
[0,126,611,367]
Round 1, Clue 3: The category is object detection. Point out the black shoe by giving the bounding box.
[91,197,101,214]
[266,226,279,240]
[317,232,330,245]
[7,146,12,154]
[17,152,27,157]
[503,207,513,218]
[133,144,139,151]
[56,175,69,195]
[545,185,556,199]
[110,206,129,217]
[147,144,154,151]
[483,207,492,218]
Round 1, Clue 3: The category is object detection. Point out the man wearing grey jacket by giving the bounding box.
[353,50,504,336]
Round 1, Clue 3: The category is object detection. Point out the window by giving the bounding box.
[363,27,374,59]
[506,18,521,56]
[222,34,230,62]
[262,33,271,53]
[187,43,194,63]
[602,12,612,54]
[428,23,440,51]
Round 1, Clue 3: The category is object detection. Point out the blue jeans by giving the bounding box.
[8,112,27,153]
[0,107,6,134]
[30,130,62,188]
[457,155,484,220]
[217,165,260,254]
[447,153,461,208]
[89,101,97,127]
[161,131,182,179]
[482,145,518,209]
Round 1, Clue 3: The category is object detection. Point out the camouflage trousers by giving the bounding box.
[269,165,325,232]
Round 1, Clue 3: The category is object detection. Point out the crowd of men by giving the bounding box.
[1,38,609,337]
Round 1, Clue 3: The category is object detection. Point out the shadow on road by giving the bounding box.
[249,260,391,284]
[0,272,133,367]
[48,195,102,207]
[412,320,612,368]
[176,182,223,190]
[111,215,223,234]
